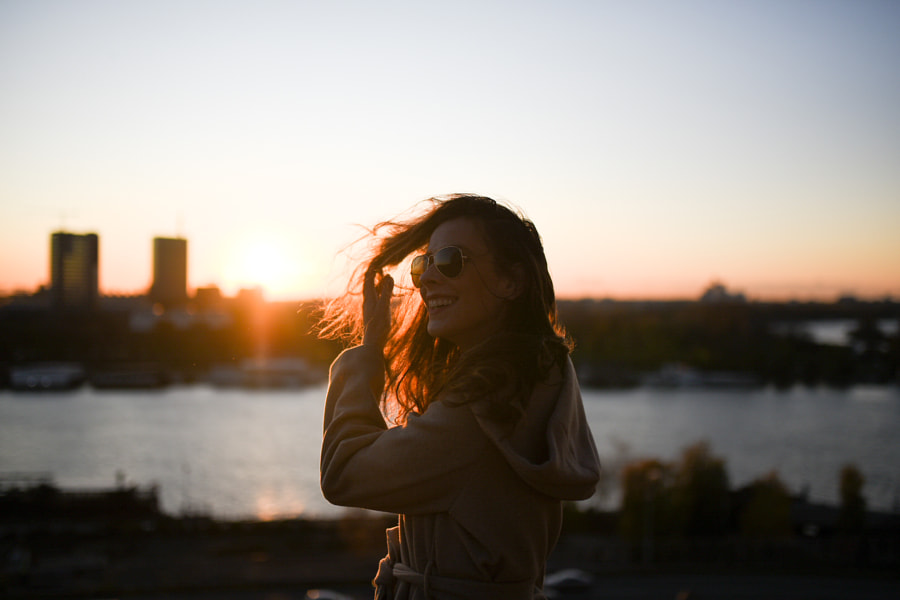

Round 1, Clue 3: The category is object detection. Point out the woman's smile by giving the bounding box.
[425,294,456,311]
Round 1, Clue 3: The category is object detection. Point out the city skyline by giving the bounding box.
[9,225,894,304]
[2,1,899,302]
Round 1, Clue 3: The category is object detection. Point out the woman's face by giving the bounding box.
[417,217,517,351]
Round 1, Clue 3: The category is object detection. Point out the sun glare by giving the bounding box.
[222,238,308,300]
[245,242,284,285]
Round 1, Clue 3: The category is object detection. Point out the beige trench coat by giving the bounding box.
[321,346,601,599]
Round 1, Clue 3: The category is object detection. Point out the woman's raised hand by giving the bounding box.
[362,270,394,351]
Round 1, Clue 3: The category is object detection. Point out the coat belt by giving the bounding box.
[392,562,535,599]
[373,525,538,599]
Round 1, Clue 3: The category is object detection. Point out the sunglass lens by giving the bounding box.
[409,247,464,287]
[434,247,463,278]
[410,255,426,287]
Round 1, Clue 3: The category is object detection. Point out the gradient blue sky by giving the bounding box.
[2,0,898,301]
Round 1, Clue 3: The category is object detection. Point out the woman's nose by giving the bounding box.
[418,258,441,287]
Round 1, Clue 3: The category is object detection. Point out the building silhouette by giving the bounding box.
[50,232,99,311]
[150,237,188,308]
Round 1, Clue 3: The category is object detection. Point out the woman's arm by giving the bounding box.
[320,345,489,514]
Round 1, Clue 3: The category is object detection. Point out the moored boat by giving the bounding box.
[9,363,86,391]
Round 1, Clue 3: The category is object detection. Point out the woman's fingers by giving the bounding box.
[363,269,378,322]
[363,272,393,350]
[378,274,394,306]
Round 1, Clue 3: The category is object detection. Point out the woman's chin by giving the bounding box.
[427,321,461,347]
[426,321,448,340]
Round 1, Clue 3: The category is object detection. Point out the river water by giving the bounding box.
[1,383,898,520]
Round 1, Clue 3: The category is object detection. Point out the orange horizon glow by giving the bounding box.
[1,221,898,303]
[1,262,898,304]
[0,222,898,303]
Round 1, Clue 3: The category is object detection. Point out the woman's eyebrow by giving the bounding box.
[426,244,467,253]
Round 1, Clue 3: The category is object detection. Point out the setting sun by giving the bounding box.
[220,238,307,300]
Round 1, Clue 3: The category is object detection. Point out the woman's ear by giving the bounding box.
[499,263,526,300]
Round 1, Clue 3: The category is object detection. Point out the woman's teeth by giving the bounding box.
[428,298,454,309]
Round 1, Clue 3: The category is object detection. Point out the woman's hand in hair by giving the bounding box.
[362,270,394,351]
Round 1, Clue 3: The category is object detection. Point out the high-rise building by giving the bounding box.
[151,237,188,308]
[50,232,99,311]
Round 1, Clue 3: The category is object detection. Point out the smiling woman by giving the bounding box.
[317,195,601,599]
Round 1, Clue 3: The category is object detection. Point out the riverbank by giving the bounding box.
[3,497,899,599]
[4,518,900,599]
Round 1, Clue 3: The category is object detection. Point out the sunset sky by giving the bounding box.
[2,0,898,302]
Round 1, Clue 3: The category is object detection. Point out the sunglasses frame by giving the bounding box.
[410,246,470,288]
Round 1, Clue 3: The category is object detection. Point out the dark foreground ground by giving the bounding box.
[118,574,900,600]
[3,514,899,600]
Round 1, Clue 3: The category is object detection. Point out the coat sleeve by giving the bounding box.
[320,345,490,515]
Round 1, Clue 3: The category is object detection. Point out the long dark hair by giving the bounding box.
[319,194,571,423]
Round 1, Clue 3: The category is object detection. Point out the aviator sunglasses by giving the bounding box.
[410,246,470,288]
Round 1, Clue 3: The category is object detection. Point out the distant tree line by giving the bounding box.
[0,296,897,387]
[558,299,900,387]
[0,299,342,384]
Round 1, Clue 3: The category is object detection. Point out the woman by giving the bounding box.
[319,194,600,599]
